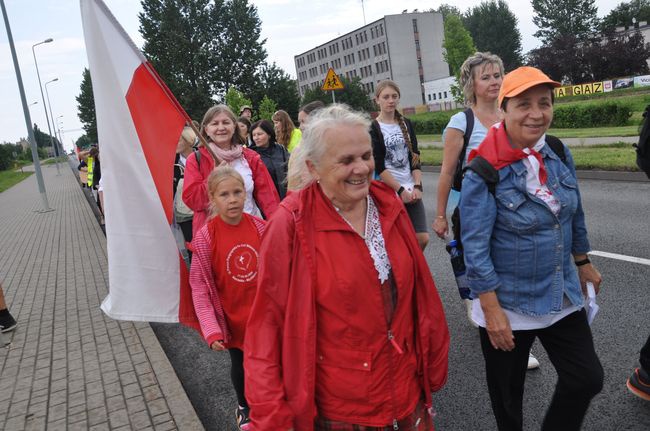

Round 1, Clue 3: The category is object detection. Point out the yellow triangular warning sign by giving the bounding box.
[322,68,345,91]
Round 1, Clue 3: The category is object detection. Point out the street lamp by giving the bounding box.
[1,0,51,211]
[44,77,60,174]
[32,37,60,175]
[56,115,64,148]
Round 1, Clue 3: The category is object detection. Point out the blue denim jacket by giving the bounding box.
[459,144,590,316]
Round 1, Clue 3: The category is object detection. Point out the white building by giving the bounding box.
[294,11,450,108]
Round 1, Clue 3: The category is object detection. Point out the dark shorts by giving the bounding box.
[405,199,428,234]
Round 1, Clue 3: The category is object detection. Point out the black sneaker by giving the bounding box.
[0,310,17,333]
[235,406,251,430]
[627,368,650,401]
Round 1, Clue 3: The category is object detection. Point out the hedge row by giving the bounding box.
[408,111,456,135]
[550,102,632,128]
[406,102,632,133]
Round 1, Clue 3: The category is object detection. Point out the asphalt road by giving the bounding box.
[152,172,650,431]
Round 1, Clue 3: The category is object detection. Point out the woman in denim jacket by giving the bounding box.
[460,67,604,431]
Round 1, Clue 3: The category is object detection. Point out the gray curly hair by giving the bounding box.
[459,52,504,106]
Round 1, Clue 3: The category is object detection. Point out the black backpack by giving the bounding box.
[464,135,567,195]
[634,105,650,179]
[451,108,474,191]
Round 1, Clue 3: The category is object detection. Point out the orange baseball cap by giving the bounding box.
[498,66,561,107]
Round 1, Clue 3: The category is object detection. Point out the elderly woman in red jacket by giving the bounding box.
[183,105,280,235]
[244,104,450,431]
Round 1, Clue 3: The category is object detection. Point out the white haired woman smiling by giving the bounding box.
[244,104,449,430]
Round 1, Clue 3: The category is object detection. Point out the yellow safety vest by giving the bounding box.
[87,156,95,187]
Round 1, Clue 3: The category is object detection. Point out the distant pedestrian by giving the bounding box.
[0,282,17,333]
[627,334,650,401]
[173,126,197,243]
[249,120,289,199]
[298,100,325,131]
[272,110,302,152]
[182,105,279,235]
[370,80,428,250]
[237,117,253,147]
[239,105,253,121]
[189,166,265,431]
[460,66,604,431]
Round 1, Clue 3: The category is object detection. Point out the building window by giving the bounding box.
[412,19,418,32]
[444,91,448,98]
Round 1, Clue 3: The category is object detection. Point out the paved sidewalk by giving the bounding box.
[0,163,203,430]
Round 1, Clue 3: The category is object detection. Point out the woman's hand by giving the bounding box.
[480,292,515,351]
[210,340,225,351]
[411,187,422,202]
[578,263,602,295]
[433,216,448,239]
[400,189,414,204]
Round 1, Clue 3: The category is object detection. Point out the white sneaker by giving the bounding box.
[527,352,540,370]
[464,299,478,328]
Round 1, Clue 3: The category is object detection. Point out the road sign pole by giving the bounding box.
[332,91,335,104]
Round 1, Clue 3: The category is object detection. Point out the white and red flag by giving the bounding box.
[80,0,198,329]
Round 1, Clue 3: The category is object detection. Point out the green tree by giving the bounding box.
[332,77,373,112]
[32,124,59,149]
[463,0,523,71]
[443,14,477,102]
[251,62,300,119]
[532,0,600,43]
[140,0,217,120]
[76,68,98,144]
[257,95,277,121]
[0,144,13,170]
[225,87,253,118]
[600,0,650,31]
[301,86,330,107]
[430,4,463,20]
[217,0,267,98]
[583,30,650,80]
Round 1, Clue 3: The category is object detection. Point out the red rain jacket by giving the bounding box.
[244,181,449,430]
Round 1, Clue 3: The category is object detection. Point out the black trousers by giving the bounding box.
[228,348,247,408]
[640,334,650,373]
[479,309,603,431]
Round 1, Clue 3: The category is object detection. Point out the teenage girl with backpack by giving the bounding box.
[434,52,540,370]
[189,166,266,430]
[370,80,429,250]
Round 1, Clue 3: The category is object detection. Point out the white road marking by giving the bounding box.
[590,251,650,266]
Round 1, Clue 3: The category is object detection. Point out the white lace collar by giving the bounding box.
[336,196,392,283]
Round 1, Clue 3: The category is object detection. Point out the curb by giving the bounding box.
[420,165,648,183]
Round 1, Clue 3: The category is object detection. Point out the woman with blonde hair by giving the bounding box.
[272,110,302,152]
[370,80,428,250]
[183,105,279,235]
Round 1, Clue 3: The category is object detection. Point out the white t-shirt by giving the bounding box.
[378,121,414,190]
[472,296,583,331]
[443,111,493,167]
[229,157,261,218]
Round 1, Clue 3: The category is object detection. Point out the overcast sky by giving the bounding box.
[0,0,624,150]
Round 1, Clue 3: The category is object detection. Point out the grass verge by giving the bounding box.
[419,142,639,171]
[0,170,33,193]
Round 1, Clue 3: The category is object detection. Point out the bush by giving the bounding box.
[552,102,632,128]
[408,111,456,134]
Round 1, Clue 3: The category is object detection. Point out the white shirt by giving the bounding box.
[378,122,415,190]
